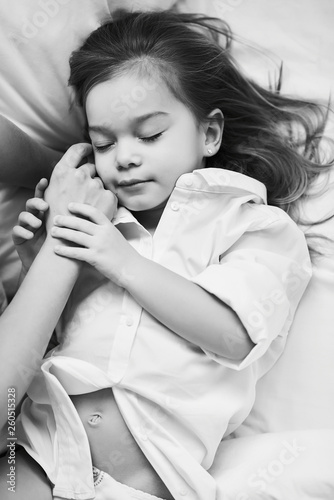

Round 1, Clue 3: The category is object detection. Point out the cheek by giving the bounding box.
[95,160,114,186]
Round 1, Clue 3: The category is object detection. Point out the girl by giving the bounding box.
[3,8,332,500]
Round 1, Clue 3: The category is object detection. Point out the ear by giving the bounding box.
[202,109,224,158]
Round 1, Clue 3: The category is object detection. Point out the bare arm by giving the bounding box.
[120,253,254,360]
[0,143,116,445]
[0,238,81,433]
[0,114,62,187]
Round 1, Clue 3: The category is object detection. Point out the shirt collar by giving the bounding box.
[112,206,139,226]
[175,168,267,204]
[112,167,267,225]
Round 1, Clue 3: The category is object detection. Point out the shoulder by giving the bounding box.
[176,168,267,204]
[171,169,308,265]
[175,167,301,233]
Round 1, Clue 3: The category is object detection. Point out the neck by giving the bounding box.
[131,204,166,235]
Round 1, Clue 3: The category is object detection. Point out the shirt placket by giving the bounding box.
[107,224,153,384]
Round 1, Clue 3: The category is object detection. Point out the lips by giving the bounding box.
[118,179,148,187]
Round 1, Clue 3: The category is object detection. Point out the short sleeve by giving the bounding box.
[191,216,312,370]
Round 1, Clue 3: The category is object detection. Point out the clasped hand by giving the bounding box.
[44,143,116,230]
[13,143,139,285]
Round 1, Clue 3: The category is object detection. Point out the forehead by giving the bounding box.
[85,73,178,126]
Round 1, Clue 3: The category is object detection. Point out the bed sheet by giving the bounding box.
[210,429,334,499]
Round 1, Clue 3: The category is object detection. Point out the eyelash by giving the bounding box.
[93,144,112,152]
[140,132,163,143]
[93,133,163,152]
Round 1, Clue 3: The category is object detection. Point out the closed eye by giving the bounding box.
[140,132,163,143]
[93,143,114,153]
[93,132,163,152]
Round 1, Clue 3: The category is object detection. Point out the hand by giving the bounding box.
[44,143,117,236]
[50,203,140,286]
[12,178,49,272]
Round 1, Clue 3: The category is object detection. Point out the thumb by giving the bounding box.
[34,178,49,199]
[61,143,93,169]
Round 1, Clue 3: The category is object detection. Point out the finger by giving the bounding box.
[76,163,97,179]
[54,244,90,262]
[60,143,93,170]
[12,225,35,244]
[79,162,96,178]
[34,178,49,199]
[25,197,49,215]
[77,153,94,168]
[18,211,43,230]
[92,176,104,187]
[53,215,95,235]
[51,227,91,247]
[68,203,109,225]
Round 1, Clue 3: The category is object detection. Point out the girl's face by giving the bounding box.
[86,73,207,213]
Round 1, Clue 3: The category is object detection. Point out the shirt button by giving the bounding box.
[179,488,188,496]
[126,316,133,326]
[171,201,180,211]
[184,176,193,187]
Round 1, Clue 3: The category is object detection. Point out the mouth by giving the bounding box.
[118,179,149,188]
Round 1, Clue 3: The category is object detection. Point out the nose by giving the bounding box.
[115,141,142,170]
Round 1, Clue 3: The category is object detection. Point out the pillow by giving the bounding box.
[210,429,334,499]
[0,0,179,150]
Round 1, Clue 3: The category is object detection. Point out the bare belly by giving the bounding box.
[70,388,173,499]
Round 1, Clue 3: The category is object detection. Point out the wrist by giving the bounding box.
[43,234,61,250]
[40,236,83,271]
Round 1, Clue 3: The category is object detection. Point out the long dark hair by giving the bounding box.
[69,9,333,224]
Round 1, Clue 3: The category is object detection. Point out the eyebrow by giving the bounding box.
[88,111,169,133]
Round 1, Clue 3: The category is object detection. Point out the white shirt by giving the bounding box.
[17,168,311,500]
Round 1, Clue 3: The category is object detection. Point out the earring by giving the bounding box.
[207,148,213,155]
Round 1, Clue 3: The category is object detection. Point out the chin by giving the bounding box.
[121,202,149,212]
[122,200,166,212]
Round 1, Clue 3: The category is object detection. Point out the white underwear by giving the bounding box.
[93,467,168,500]
[54,467,168,500]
